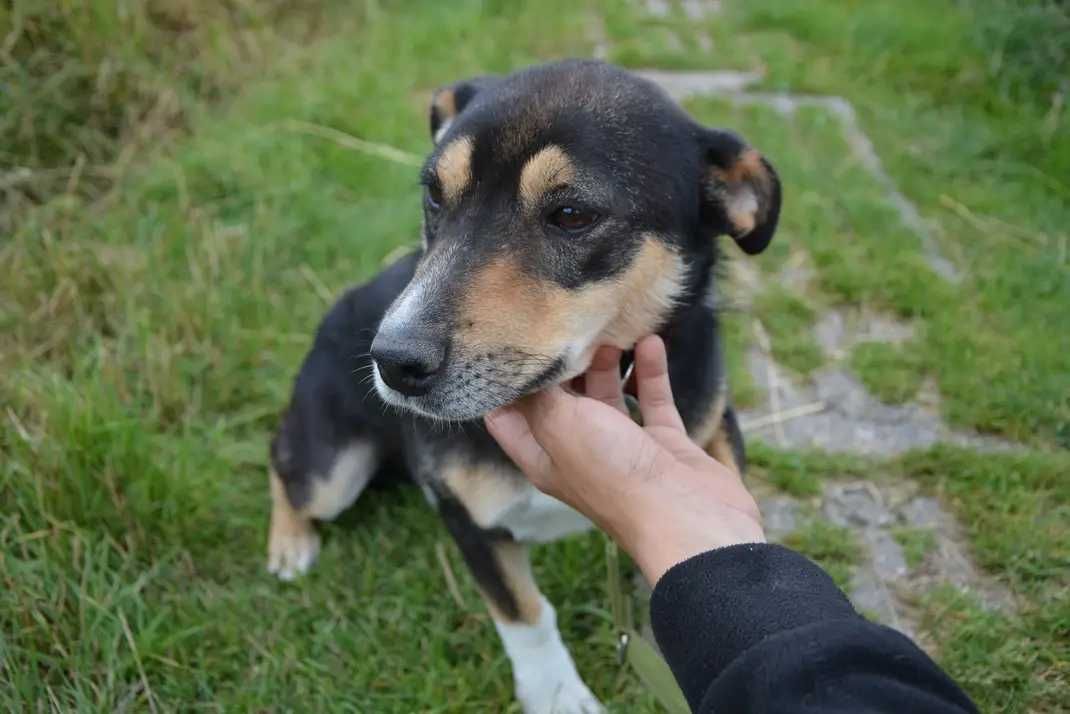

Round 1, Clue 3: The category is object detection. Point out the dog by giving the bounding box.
[266,59,780,714]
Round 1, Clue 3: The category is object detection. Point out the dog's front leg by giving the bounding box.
[437,498,604,714]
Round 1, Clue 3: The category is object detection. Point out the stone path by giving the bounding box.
[760,483,1015,641]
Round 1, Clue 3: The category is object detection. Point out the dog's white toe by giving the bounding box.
[267,528,320,581]
[496,597,606,714]
[520,678,604,714]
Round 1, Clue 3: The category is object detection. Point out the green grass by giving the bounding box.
[4,0,1070,711]
[753,443,1070,712]
[917,586,1070,713]
[851,341,928,405]
[0,1,663,711]
[747,441,872,498]
[608,0,1070,447]
[898,446,1070,592]
[0,0,350,234]
[782,521,863,592]
[892,527,937,570]
[719,308,760,409]
[752,285,825,376]
[757,441,1070,711]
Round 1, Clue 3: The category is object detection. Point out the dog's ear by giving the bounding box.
[697,128,781,255]
[429,76,499,143]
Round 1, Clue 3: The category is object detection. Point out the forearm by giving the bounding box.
[649,544,978,714]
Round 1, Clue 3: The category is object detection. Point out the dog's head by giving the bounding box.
[372,60,780,420]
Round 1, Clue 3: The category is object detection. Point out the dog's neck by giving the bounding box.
[652,255,723,427]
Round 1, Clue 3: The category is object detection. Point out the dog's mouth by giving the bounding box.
[372,345,588,422]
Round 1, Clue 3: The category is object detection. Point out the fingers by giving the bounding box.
[634,335,686,433]
[582,345,626,414]
[484,404,552,484]
[523,384,582,448]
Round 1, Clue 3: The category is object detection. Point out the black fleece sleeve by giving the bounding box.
[649,544,978,714]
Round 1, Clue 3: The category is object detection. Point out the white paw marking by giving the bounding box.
[266,528,320,581]
[495,598,605,714]
[520,676,604,714]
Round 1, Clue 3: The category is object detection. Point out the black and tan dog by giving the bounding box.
[267,60,780,713]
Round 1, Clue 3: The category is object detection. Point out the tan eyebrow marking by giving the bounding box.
[436,136,474,203]
[518,144,575,210]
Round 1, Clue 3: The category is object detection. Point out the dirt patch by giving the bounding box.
[814,308,916,359]
[740,348,1013,455]
[642,0,722,19]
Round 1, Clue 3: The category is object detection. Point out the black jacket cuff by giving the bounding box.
[649,543,858,711]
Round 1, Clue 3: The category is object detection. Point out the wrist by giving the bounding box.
[627,490,766,586]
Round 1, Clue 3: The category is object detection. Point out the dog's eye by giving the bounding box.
[548,206,599,233]
[425,182,443,211]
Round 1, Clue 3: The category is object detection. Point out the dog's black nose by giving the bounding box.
[370,332,446,397]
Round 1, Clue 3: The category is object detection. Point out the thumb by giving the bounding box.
[484,404,552,484]
[520,385,584,455]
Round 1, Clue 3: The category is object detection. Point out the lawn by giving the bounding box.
[2,1,1068,711]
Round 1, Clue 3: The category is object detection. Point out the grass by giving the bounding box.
[3,0,1069,711]
[752,285,825,376]
[782,521,863,592]
[1,1,662,711]
[917,585,1070,713]
[746,441,871,498]
[718,309,760,409]
[893,527,938,570]
[0,0,349,234]
[851,341,928,405]
[608,0,1070,448]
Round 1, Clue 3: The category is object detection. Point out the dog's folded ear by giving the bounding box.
[697,128,782,255]
[429,76,499,143]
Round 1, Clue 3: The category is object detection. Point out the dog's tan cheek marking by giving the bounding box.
[518,144,575,210]
[458,258,574,357]
[484,540,543,624]
[597,236,687,347]
[437,135,474,203]
[458,236,685,360]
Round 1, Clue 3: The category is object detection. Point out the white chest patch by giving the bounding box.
[496,485,592,543]
[440,459,592,543]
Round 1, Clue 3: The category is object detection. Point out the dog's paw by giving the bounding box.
[518,677,604,714]
[513,647,604,714]
[266,524,320,581]
[498,598,606,714]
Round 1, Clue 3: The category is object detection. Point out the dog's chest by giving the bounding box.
[496,485,592,543]
[436,460,592,543]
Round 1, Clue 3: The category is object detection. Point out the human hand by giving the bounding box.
[485,335,765,585]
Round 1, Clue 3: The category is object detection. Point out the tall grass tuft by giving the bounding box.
[0,0,344,230]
